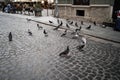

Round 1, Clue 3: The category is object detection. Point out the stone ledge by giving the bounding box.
[57,4,110,8]
[90,4,110,7]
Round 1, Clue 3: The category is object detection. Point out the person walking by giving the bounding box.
[115,10,120,31]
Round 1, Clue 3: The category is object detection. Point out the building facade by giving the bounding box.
[57,0,114,22]
[0,0,4,9]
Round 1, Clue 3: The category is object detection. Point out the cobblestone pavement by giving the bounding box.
[0,13,120,80]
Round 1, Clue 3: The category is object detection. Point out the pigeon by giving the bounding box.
[72,32,80,39]
[66,23,70,28]
[53,21,63,30]
[8,32,12,41]
[69,21,73,25]
[49,20,53,24]
[57,19,59,24]
[102,22,107,28]
[86,25,91,29]
[53,26,60,30]
[43,29,48,37]
[75,33,79,37]
[59,46,70,56]
[81,36,87,44]
[60,21,63,26]
[93,21,96,26]
[71,26,81,35]
[77,45,85,51]
[71,31,76,35]
[81,21,83,25]
[77,36,86,51]
[37,24,43,30]
[75,26,82,32]
[66,19,69,21]
[28,29,32,36]
[102,25,107,28]
[75,22,78,27]
[61,29,67,37]
[26,18,31,22]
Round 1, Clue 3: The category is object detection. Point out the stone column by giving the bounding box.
[54,0,59,18]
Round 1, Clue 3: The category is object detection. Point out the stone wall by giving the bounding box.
[89,5,112,22]
[58,4,112,23]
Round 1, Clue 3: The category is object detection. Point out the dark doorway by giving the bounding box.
[112,0,120,22]
[76,10,85,16]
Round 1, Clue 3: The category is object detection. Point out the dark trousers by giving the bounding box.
[115,18,120,31]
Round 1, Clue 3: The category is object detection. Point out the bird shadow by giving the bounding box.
[71,36,79,39]
[44,34,48,37]
[59,55,71,59]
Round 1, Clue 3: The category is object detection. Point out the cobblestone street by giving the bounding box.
[0,13,120,80]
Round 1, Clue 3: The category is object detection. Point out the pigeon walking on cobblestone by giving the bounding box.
[8,32,12,41]
[102,22,107,28]
[49,20,53,24]
[71,26,81,35]
[81,21,83,25]
[81,36,86,45]
[66,19,69,21]
[59,46,70,56]
[60,21,63,26]
[53,21,63,30]
[66,23,70,28]
[43,29,48,37]
[69,21,73,25]
[61,29,67,37]
[72,32,79,39]
[57,18,59,24]
[66,19,70,23]
[75,22,78,27]
[93,21,96,26]
[102,25,107,28]
[86,25,91,30]
[26,18,31,22]
[75,26,82,32]
[37,24,43,30]
[77,36,86,51]
[28,29,32,36]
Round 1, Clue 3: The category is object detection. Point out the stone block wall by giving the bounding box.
[89,5,112,22]
[57,4,112,23]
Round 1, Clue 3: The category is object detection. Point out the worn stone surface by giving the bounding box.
[0,13,120,80]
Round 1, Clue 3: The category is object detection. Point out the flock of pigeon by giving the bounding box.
[8,18,98,57]
[52,19,88,57]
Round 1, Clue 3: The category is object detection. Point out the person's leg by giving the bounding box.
[115,18,120,31]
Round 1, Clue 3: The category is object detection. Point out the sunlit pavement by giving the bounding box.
[0,12,120,80]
